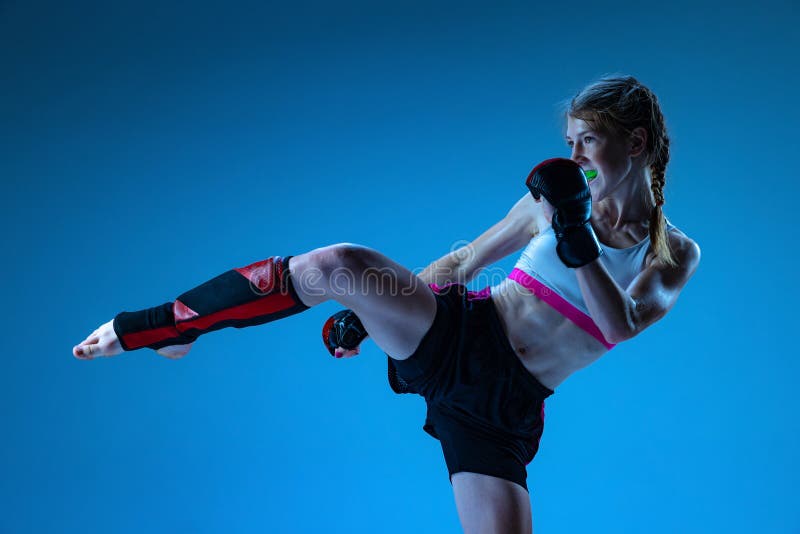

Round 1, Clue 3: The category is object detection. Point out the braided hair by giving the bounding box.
[564,75,677,267]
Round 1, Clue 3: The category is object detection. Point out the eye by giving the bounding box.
[566,136,595,148]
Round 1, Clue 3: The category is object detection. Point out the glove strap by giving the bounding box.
[553,215,603,268]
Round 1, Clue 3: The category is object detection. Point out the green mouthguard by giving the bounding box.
[584,170,598,181]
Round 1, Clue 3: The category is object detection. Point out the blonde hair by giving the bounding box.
[564,74,677,267]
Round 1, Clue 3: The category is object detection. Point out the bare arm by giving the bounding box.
[575,231,702,344]
[418,193,542,286]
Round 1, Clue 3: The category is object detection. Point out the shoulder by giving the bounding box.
[667,223,701,268]
[645,220,701,274]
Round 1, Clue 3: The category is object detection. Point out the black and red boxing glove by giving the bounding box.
[322,309,368,357]
[526,158,603,268]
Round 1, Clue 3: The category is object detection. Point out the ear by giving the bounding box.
[628,127,648,158]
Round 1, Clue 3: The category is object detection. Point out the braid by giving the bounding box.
[650,137,668,207]
[647,100,677,267]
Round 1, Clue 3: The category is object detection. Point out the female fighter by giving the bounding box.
[73,75,701,533]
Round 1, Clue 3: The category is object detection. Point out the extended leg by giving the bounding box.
[94,243,435,360]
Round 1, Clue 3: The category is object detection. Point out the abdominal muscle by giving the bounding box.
[489,278,610,390]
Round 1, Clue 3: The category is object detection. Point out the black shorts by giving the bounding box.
[388,283,554,491]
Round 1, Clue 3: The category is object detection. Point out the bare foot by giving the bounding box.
[73,320,194,360]
[73,320,123,359]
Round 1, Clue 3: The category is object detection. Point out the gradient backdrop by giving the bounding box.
[2,1,798,532]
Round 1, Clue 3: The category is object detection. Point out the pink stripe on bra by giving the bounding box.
[508,268,615,350]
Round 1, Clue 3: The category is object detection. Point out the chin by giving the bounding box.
[589,180,604,202]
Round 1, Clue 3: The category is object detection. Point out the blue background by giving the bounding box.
[2,0,798,532]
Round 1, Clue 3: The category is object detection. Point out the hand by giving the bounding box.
[333,346,360,359]
[322,309,368,359]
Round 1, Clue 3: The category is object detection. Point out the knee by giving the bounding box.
[296,244,369,297]
[302,243,375,279]
[293,244,382,297]
[317,243,374,275]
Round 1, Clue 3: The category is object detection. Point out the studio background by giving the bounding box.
[2,1,797,532]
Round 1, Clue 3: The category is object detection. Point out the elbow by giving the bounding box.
[603,319,638,345]
[603,298,648,344]
[604,328,633,345]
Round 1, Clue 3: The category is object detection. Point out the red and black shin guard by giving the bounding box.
[113,256,309,351]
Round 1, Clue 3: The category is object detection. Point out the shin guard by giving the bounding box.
[113,255,309,351]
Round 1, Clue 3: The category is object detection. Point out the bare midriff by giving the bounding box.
[489,278,610,391]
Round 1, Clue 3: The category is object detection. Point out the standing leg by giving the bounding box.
[452,472,533,534]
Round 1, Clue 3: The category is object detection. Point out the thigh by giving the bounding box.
[452,472,533,534]
[290,244,437,360]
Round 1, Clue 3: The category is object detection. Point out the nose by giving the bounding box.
[570,145,587,165]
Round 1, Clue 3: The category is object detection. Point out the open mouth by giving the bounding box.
[584,169,598,182]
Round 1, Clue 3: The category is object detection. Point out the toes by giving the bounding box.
[81,334,99,346]
[74,340,100,359]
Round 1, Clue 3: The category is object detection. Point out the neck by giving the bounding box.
[594,167,652,235]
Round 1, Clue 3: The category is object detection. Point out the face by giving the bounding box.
[565,116,635,201]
